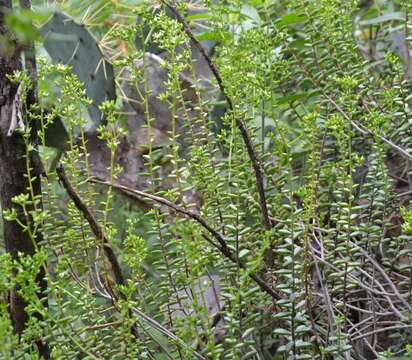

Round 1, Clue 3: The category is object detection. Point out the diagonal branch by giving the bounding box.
[91,178,282,301]
[56,165,145,342]
[160,2,273,255]
[325,95,412,161]
[56,165,126,288]
[56,166,246,357]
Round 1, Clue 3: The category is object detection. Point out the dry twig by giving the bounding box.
[91,178,282,301]
[159,1,273,265]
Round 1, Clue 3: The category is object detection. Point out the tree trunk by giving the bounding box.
[0,1,50,357]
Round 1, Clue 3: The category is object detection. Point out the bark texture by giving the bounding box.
[0,1,50,357]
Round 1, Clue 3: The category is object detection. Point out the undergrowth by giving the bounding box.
[1,0,412,359]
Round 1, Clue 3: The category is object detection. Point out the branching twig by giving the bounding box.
[349,241,412,311]
[91,178,282,301]
[351,324,412,342]
[57,165,235,357]
[55,166,216,359]
[325,95,412,161]
[160,2,273,261]
[56,165,152,342]
[201,233,281,301]
[56,165,126,288]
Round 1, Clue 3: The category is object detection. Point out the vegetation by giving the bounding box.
[1,0,412,359]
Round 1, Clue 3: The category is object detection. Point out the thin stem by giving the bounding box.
[56,164,143,339]
[160,2,273,262]
[91,178,282,301]
[56,164,125,288]
[325,95,412,161]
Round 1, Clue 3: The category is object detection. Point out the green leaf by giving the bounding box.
[238,249,250,259]
[248,0,263,6]
[197,30,231,42]
[274,328,290,336]
[134,6,176,54]
[186,12,211,21]
[277,12,305,27]
[242,327,255,338]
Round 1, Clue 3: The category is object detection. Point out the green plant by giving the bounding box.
[1,0,412,359]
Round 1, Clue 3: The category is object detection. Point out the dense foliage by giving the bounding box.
[1,0,412,359]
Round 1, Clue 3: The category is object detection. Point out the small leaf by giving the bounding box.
[277,12,305,27]
[186,12,211,21]
[238,249,250,259]
[197,30,231,42]
[295,325,311,334]
[242,327,255,338]
[274,328,290,336]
